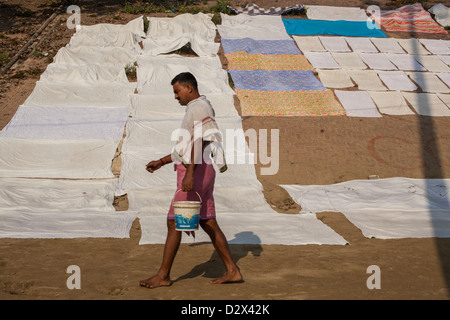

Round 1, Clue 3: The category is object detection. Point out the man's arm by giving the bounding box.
[146,154,172,173]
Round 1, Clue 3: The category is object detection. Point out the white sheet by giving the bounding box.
[136,55,233,95]
[23,81,136,108]
[0,137,119,179]
[418,39,450,55]
[331,52,368,70]
[0,105,128,140]
[344,37,378,53]
[439,55,450,66]
[347,70,387,91]
[334,90,382,117]
[385,54,427,71]
[402,92,450,116]
[319,36,351,52]
[40,63,130,84]
[281,178,450,239]
[317,70,354,88]
[0,178,118,212]
[370,38,405,54]
[129,93,239,120]
[217,13,291,40]
[413,55,450,72]
[406,72,450,93]
[53,46,137,68]
[358,53,397,70]
[396,38,431,55]
[368,91,415,115]
[0,209,138,239]
[305,5,369,21]
[293,36,326,52]
[437,93,450,107]
[77,16,145,37]
[436,73,450,88]
[281,178,450,213]
[429,4,450,27]
[68,31,142,53]
[303,52,340,69]
[376,70,418,91]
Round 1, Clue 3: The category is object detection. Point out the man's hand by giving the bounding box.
[146,160,162,173]
[182,169,194,192]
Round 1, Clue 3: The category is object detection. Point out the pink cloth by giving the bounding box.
[168,162,216,220]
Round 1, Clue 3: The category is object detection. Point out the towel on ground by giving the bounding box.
[319,36,351,52]
[370,37,406,54]
[331,52,368,69]
[429,4,450,27]
[406,72,450,93]
[368,91,415,115]
[358,52,398,70]
[76,15,145,37]
[386,53,427,71]
[53,46,137,68]
[402,92,450,116]
[436,73,450,88]
[413,54,450,72]
[303,51,340,69]
[317,69,355,88]
[419,39,450,55]
[344,37,379,53]
[396,38,431,55]
[348,70,388,91]
[376,70,418,91]
[293,36,326,52]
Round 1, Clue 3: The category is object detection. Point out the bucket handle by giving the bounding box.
[171,189,202,206]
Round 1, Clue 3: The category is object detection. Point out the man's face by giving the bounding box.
[173,82,191,106]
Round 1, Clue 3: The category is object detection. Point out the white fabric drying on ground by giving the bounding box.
[370,37,405,54]
[344,37,378,53]
[0,105,128,140]
[0,209,138,239]
[39,63,129,84]
[368,91,415,115]
[77,16,145,37]
[0,178,118,212]
[413,55,450,72]
[144,13,219,57]
[303,52,340,69]
[358,53,397,70]
[0,138,119,179]
[406,72,450,93]
[280,177,450,239]
[437,93,450,107]
[347,70,387,91]
[331,52,368,70]
[319,36,351,52]
[385,54,427,71]
[53,46,137,68]
[317,70,354,88]
[68,31,142,53]
[396,38,431,55]
[419,39,450,55]
[376,70,418,91]
[402,92,450,116]
[217,13,291,40]
[23,81,136,108]
[129,93,239,120]
[436,73,450,87]
[334,90,382,117]
[136,55,233,95]
[429,4,450,27]
[293,36,326,52]
[305,5,369,21]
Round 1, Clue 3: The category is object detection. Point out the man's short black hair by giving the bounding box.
[171,72,198,91]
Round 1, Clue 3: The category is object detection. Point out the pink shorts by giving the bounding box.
[167,162,216,220]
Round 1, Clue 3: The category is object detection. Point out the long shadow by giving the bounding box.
[409,30,450,295]
[173,231,262,283]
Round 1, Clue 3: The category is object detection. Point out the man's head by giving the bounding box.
[171,72,200,106]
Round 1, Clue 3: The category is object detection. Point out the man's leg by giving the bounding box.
[200,218,243,284]
[140,219,181,288]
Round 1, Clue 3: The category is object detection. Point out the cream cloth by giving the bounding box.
[293,36,326,52]
[386,54,427,71]
[334,90,382,117]
[402,92,450,116]
[344,37,378,53]
[407,72,450,93]
[348,70,387,91]
[317,69,354,88]
[358,53,397,70]
[376,70,418,91]
[319,36,351,52]
[396,38,431,55]
[370,37,405,54]
[413,55,450,72]
[77,16,145,37]
[368,91,415,115]
[303,51,340,69]
[331,52,368,70]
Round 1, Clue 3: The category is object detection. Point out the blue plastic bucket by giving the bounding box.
[173,191,202,231]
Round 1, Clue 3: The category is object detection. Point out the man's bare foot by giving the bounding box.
[139,274,172,289]
[210,269,243,284]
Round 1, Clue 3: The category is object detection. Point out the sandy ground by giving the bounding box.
[1,0,450,301]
